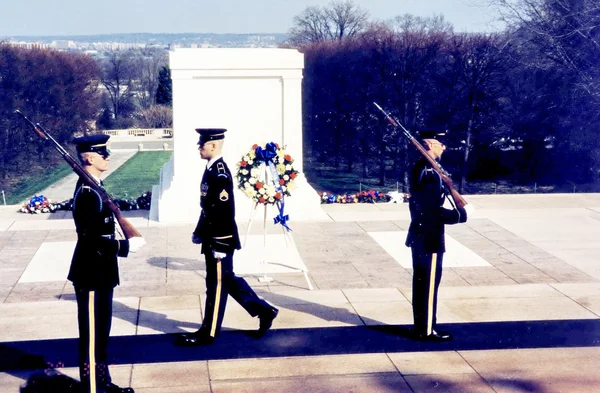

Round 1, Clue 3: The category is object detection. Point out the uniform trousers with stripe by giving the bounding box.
[202,250,271,337]
[75,286,114,391]
[411,249,445,335]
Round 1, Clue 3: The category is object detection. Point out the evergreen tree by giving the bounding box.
[155,66,172,106]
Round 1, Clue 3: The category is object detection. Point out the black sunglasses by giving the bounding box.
[96,150,111,159]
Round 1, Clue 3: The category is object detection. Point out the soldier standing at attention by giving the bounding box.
[174,128,279,347]
[405,129,472,342]
[70,134,146,393]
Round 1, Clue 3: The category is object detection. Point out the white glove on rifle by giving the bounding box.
[129,237,146,253]
[464,204,475,219]
[212,250,227,260]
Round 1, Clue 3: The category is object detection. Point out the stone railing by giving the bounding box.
[102,128,173,138]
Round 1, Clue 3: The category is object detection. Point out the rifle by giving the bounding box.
[14,110,142,239]
[372,102,468,209]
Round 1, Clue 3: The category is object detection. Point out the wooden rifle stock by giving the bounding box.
[14,110,142,239]
[372,103,468,209]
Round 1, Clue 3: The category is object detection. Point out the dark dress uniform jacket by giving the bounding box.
[405,158,466,253]
[68,178,129,290]
[193,157,242,254]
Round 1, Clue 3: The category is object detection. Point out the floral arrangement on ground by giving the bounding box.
[319,190,410,204]
[236,142,299,205]
[19,191,153,214]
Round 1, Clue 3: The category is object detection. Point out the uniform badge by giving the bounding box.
[219,190,229,201]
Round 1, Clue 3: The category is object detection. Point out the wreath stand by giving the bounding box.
[241,201,313,290]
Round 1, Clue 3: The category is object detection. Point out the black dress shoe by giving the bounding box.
[173,331,215,347]
[415,329,453,342]
[104,382,135,393]
[257,306,279,336]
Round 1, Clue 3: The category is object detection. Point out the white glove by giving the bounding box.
[464,204,475,219]
[128,237,146,253]
[212,250,227,260]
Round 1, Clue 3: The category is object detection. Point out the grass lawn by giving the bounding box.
[304,165,408,195]
[3,162,73,205]
[104,151,172,199]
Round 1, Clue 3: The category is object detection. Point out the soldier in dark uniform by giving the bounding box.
[70,134,146,393]
[405,129,472,342]
[174,128,279,347]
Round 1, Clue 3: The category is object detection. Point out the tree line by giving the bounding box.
[0,43,172,190]
[291,0,600,191]
[1,0,598,195]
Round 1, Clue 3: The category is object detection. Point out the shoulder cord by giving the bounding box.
[73,186,103,212]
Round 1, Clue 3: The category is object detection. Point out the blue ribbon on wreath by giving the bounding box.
[255,142,278,161]
[255,142,292,231]
[273,203,290,230]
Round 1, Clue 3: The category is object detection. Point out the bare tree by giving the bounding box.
[136,104,173,128]
[287,0,369,45]
[100,50,137,121]
[490,0,600,102]
[325,0,370,39]
[0,44,99,184]
[134,48,168,109]
[393,13,454,35]
[446,33,509,191]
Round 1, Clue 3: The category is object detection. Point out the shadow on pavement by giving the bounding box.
[2,319,599,371]
[19,370,80,393]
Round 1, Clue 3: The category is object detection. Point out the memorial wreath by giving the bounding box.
[236,142,299,230]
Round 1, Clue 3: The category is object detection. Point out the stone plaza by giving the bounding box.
[1,190,600,392]
[2,47,599,393]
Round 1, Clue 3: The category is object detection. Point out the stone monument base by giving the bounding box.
[150,156,328,223]
[149,48,328,224]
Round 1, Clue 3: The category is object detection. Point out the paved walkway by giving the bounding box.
[36,136,172,203]
[1,188,600,391]
[37,149,138,203]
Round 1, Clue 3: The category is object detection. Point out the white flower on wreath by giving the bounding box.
[265,185,276,197]
[245,188,257,198]
[240,169,249,175]
[249,177,257,185]
[249,150,256,159]
[283,174,289,181]
[243,155,250,162]
[285,164,292,171]
[276,164,286,174]
[287,181,296,191]
[268,197,275,203]
[250,167,260,177]
[248,159,254,165]
[259,188,266,195]
[281,185,287,192]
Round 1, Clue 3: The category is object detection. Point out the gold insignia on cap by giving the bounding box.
[219,190,229,201]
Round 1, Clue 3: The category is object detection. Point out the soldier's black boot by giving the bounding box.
[173,328,216,347]
[414,328,453,342]
[257,306,279,337]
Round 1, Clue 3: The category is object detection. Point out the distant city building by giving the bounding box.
[51,40,76,49]
[3,33,288,52]
[6,41,50,49]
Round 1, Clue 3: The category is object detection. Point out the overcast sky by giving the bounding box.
[1,0,502,37]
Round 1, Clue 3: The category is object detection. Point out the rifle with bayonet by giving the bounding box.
[14,110,142,239]
[372,102,468,209]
